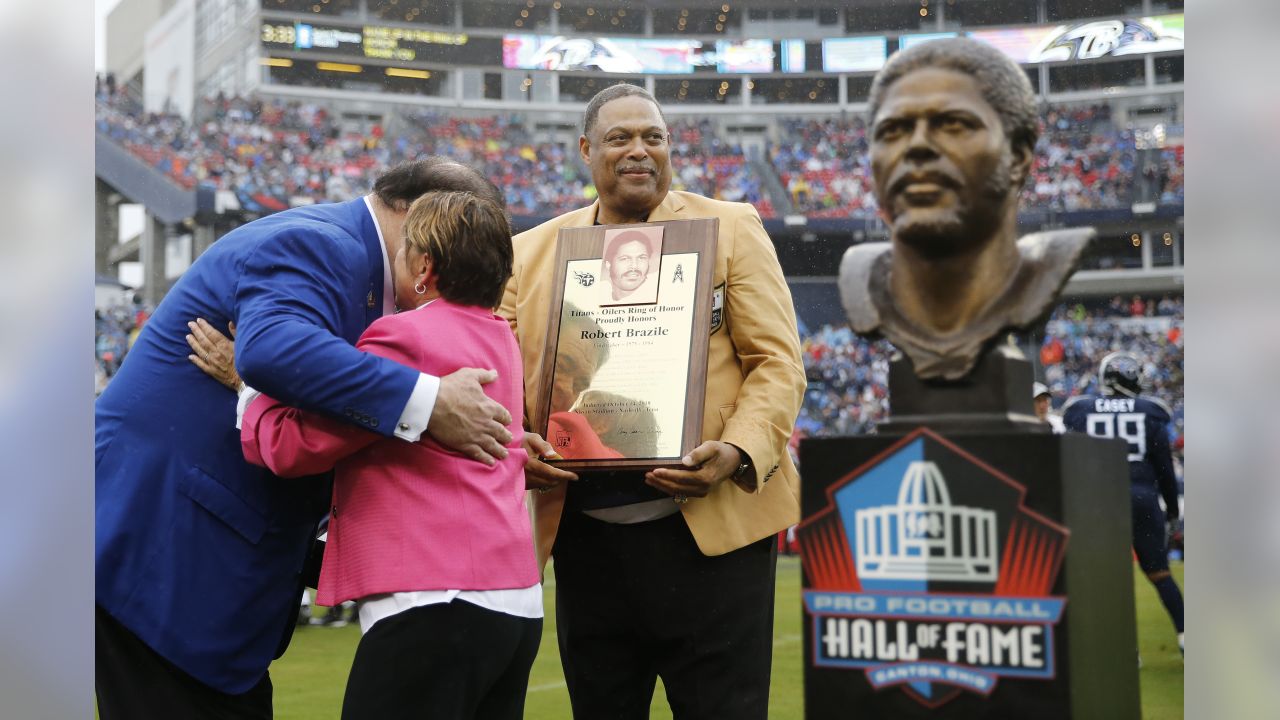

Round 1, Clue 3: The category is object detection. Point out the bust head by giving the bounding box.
[840,39,1092,381]
[868,38,1037,259]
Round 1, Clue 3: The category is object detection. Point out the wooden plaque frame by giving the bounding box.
[532,218,718,470]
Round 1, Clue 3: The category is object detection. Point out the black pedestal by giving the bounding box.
[798,427,1140,717]
[881,345,1043,434]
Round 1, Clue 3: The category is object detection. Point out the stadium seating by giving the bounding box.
[767,104,1167,217]
[98,93,1182,222]
[792,294,1183,446]
[1027,104,1138,212]
[770,117,878,218]
[95,95,778,219]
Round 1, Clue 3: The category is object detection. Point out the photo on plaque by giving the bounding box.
[535,218,717,470]
[597,226,664,307]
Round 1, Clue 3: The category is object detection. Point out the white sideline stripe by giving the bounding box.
[527,634,805,693]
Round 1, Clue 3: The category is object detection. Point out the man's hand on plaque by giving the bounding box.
[523,432,577,493]
[644,441,741,501]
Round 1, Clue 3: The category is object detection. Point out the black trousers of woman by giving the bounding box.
[341,600,542,720]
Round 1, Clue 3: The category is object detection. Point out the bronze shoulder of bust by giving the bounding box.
[837,227,1093,381]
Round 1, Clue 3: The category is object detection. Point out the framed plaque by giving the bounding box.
[533,218,718,470]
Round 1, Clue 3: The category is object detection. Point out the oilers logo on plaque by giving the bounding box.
[800,428,1070,708]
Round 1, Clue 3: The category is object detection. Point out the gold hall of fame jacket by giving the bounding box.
[498,190,807,570]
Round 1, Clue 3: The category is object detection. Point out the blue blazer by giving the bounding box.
[96,198,419,694]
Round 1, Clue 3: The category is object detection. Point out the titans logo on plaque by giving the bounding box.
[799,428,1071,709]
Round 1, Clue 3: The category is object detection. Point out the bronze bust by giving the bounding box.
[839,38,1091,380]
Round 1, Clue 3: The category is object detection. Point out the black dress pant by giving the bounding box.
[553,510,778,720]
[96,604,273,720]
[341,600,542,720]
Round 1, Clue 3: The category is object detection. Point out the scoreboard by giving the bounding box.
[260,18,502,65]
[259,12,1182,74]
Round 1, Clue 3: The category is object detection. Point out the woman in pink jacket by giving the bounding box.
[239,191,547,720]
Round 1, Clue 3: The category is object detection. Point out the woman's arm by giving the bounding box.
[240,392,381,477]
[186,317,379,476]
[238,316,421,477]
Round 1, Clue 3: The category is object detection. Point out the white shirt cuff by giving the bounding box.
[235,384,261,430]
[394,373,439,441]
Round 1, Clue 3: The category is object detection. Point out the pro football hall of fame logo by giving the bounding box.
[799,428,1071,709]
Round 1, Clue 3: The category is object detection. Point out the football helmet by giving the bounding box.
[1099,351,1142,398]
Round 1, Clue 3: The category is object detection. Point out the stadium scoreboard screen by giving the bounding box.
[260,19,502,65]
[258,12,1181,75]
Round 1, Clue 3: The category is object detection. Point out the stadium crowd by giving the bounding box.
[96,87,1182,222]
[1027,104,1137,212]
[669,119,774,216]
[769,116,877,219]
[1149,142,1185,205]
[794,294,1184,448]
[1042,295,1184,445]
[94,89,775,217]
[95,305,149,396]
[769,104,1177,217]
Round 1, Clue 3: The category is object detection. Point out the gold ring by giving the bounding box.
[674,494,688,504]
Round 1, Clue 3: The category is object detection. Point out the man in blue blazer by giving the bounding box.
[95,158,515,718]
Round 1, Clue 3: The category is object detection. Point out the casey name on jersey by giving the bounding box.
[1093,398,1137,413]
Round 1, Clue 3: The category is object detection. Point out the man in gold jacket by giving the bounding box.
[499,83,805,719]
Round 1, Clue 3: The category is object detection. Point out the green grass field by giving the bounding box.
[271,559,1184,719]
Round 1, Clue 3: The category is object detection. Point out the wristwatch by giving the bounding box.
[729,445,754,484]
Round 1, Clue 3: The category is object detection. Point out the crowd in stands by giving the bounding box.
[94,87,775,218]
[98,90,401,210]
[1026,104,1137,212]
[769,104,1163,217]
[398,110,593,216]
[794,294,1184,449]
[795,322,892,436]
[669,119,773,216]
[96,84,1182,222]
[770,116,877,219]
[95,305,150,395]
[1042,295,1184,445]
[1149,144,1185,205]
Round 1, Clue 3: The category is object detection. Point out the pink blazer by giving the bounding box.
[240,300,536,606]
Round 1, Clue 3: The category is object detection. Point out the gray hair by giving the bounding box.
[868,37,1039,154]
